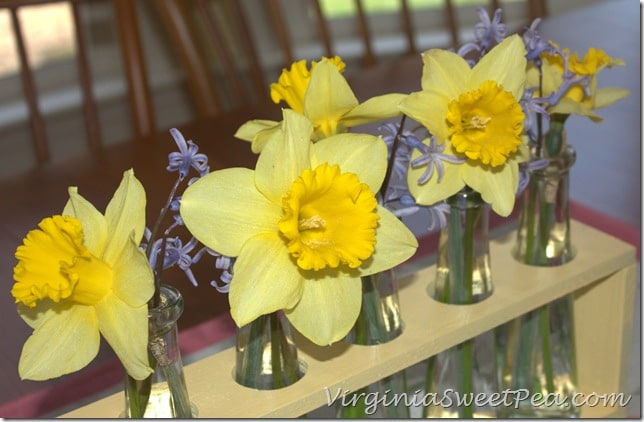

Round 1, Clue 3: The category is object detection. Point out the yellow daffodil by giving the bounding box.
[400,35,528,217]
[528,44,629,121]
[11,170,154,381]
[181,109,418,346]
[236,56,407,152]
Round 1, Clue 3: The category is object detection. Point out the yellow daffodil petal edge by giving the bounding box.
[18,304,99,380]
[180,167,282,257]
[103,169,146,266]
[286,274,362,346]
[229,233,304,327]
[96,294,153,380]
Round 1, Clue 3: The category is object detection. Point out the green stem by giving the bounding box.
[270,315,284,389]
[460,339,474,418]
[339,387,368,418]
[362,275,389,343]
[539,305,555,394]
[160,362,192,417]
[524,180,539,263]
[448,194,478,417]
[423,356,436,417]
[126,372,152,418]
[447,205,464,304]
[280,318,300,385]
[460,204,476,418]
[239,316,264,388]
[544,117,568,158]
[380,371,410,418]
[537,201,555,266]
[462,205,476,304]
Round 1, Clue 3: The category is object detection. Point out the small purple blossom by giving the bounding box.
[520,88,550,142]
[210,255,235,293]
[410,135,465,184]
[389,192,450,232]
[458,8,506,65]
[167,128,209,179]
[145,128,232,302]
[473,8,506,53]
[379,123,424,179]
[522,18,556,63]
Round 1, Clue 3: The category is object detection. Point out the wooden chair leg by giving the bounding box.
[10,6,49,163]
[113,0,155,139]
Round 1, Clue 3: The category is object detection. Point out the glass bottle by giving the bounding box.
[124,284,194,418]
[424,188,498,418]
[341,269,409,418]
[234,310,305,390]
[513,144,577,266]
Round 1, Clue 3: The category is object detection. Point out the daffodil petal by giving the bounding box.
[420,48,469,96]
[285,274,361,346]
[234,119,279,142]
[550,99,603,121]
[311,133,387,194]
[112,233,154,307]
[304,60,358,125]
[62,187,107,256]
[18,305,99,380]
[398,91,450,142]
[229,233,304,327]
[360,206,418,275]
[341,93,407,127]
[471,35,526,100]
[180,168,280,256]
[462,159,518,217]
[255,110,313,203]
[251,122,284,154]
[234,119,282,154]
[592,87,630,110]
[95,294,152,380]
[103,170,146,265]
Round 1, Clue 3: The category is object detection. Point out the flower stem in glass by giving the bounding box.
[427,189,496,418]
[235,312,303,390]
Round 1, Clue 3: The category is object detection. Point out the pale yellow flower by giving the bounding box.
[12,170,154,381]
[400,35,528,217]
[529,44,630,121]
[181,110,418,346]
[236,57,406,152]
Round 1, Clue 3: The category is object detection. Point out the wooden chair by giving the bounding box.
[0,0,158,167]
[151,0,548,111]
[0,0,548,169]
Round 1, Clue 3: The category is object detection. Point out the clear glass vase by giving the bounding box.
[434,189,493,305]
[424,189,498,418]
[513,144,577,266]
[500,295,579,418]
[345,269,403,345]
[124,284,194,418]
[234,310,305,390]
[340,270,409,418]
[504,140,579,417]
